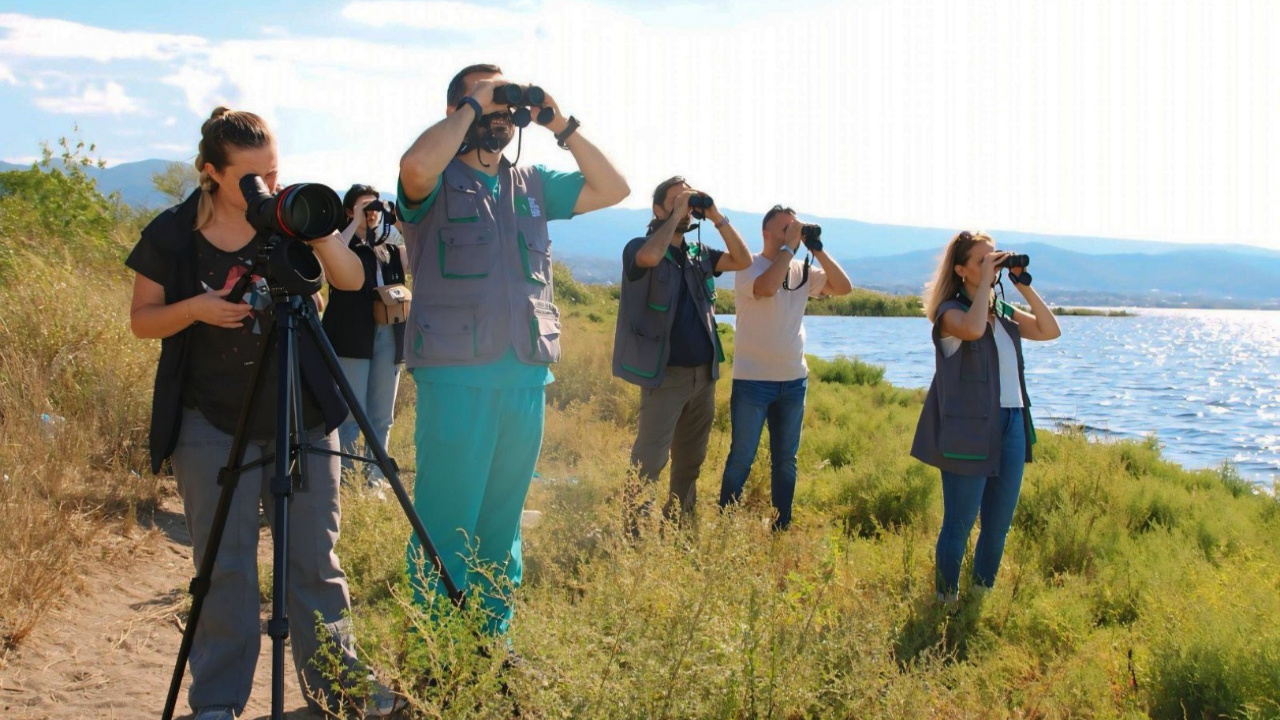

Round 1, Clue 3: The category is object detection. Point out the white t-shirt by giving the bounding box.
[940,319,1024,408]
[731,253,828,381]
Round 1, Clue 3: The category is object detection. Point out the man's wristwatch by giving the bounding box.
[778,245,795,254]
[714,216,731,229]
[456,96,483,119]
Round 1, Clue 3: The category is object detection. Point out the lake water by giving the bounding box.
[720,310,1280,485]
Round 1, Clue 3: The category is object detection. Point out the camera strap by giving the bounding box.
[782,253,812,292]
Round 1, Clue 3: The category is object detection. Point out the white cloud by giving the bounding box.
[0,61,15,85]
[0,13,206,62]
[341,1,531,32]
[33,81,140,115]
[162,65,231,116]
[2,2,1276,247]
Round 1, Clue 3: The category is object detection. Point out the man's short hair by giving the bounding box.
[762,204,796,231]
[447,64,503,106]
[651,175,688,208]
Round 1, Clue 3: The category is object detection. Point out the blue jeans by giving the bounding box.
[337,325,402,483]
[936,407,1026,594]
[718,378,808,529]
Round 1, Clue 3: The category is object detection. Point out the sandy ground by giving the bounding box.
[0,501,325,720]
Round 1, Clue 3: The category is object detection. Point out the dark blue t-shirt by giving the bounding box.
[624,238,723,368]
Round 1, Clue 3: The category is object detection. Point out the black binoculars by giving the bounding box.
[800,223,823,252]
[361,199,395,217]
[689,193,714,219]
[997,253,1031,269]
[493,84,555,127]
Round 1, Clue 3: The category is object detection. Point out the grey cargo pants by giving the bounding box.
[171,408,359,714]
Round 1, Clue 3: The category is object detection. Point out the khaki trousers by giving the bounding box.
[629,364,717,519]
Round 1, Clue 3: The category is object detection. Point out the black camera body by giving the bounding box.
[998,253,1031,269]
[237,175,345,297]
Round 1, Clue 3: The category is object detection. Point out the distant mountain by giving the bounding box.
[1,158,178,208]
[852,243,1280,309]
[5,158,1278,307]
[546,207,1280,262]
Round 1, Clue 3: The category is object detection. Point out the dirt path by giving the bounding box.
[0,500,321,720]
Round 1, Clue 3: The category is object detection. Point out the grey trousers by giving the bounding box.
[629,364,717,518]
[171,408,359,713]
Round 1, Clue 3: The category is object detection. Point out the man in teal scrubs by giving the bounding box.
[397,64,628,635]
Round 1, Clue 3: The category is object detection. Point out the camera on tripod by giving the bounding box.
[237,175,344,297]
[492,83,555,127]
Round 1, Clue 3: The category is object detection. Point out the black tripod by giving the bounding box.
[162,236,461,720]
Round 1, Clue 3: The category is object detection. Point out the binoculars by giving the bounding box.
[493,84,555,127]
[361,199,396,219]
[800,223,823,252]
[689,192,714,219]
[997,253,1031,269]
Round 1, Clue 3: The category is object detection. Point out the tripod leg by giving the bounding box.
[267,297,297,720]
[299,305,463,603]
[162,322,279,720]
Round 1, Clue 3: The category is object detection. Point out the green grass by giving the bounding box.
[715,287,923,317]
[4,145,1280,718]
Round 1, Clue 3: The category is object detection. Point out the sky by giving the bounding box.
[0,0,1275,247]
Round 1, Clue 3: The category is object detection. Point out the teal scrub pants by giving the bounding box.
[406,376,545,635]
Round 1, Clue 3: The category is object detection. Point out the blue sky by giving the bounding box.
[1,1,1276,248]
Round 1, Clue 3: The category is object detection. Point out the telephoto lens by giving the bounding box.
[240,175,343,240]
[997,253,1031,269]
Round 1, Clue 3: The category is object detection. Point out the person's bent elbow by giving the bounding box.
[752,279,776,299]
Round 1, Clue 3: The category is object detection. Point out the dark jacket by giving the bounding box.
[129,190,348,474]
[910,296,1036,476]
[322,237,407,362]
[612,237,724,388]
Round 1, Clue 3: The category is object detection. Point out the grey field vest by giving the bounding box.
[612,236,723,388]
[911,296,1036,476]
[402,158,561,370]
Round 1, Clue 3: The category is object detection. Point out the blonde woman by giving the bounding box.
[910,231,1061,609]
[127,107,400,718]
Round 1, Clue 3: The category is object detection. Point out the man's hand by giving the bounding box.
[783,220,804,252]
[465,77,505,116]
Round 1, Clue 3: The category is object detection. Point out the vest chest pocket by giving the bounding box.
[444,181,481,221]
[438,226,494,279]
[645,260,677,312]
[413,304,480,362]
[517,214,552,286]
[528,299,562,364]
[958,343,989,382]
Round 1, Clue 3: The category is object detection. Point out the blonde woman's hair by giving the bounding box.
[922,230,993,322]
[193,106,272,230]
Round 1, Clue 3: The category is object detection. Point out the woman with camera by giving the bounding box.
[910,231,1061,611]
[126,108,400,718]
[322,184,409,490]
